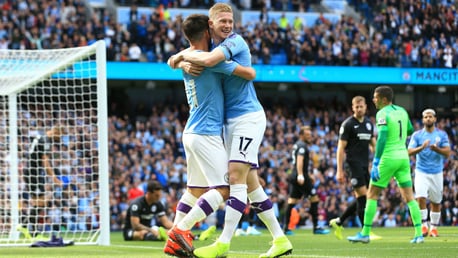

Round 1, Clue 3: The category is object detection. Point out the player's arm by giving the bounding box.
[232,65,256,80]
[374,126,387,159]
[336,139,347,183]
[183,35,246,67]
[157,215,174,230]
[182,48,226,67]
[131,215,153,232]
[295,148,306,185]
[430,144,451,157]
[167,48,191,69]
[430,133,451,158]
[369,133,376,154]
[407,132,428,156]
[210,60,256,80]
[168,48,205,76]
[296,153,304,177]
[41,153,61,185]
[407,118,414,136]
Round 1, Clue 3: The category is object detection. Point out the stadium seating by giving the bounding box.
[1,0,456,67]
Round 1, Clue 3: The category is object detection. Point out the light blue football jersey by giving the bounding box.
[183,53,238,135]
[408,128,450,174]
[216,33,263,119]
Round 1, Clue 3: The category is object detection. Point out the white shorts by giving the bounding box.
[224,110,266,168]
[183,133,229,188]
[414,169,443,204]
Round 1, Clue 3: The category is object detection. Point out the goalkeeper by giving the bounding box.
[347,85,423,244]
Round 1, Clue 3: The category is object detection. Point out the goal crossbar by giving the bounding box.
[0,40,109,247]
[0,45,99,96]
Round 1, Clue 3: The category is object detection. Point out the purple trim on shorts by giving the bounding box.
[187,185,210,189]
[251,199,273,212]
[197,198,214,216]
[177,202,192,214]
[228,160,259,169]
[226,196,247,213]
[208,185,229,190]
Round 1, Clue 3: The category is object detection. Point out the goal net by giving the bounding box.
[0,41,109,246]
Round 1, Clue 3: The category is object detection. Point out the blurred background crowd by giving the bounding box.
[1,0,457,232]
[0,0,458,67]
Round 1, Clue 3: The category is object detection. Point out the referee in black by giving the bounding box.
[330,96,378,240]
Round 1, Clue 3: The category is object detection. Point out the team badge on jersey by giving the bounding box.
[350,178,358,186]
[434,136,441,146]
[366,122,372,131]
[151,205,157,213]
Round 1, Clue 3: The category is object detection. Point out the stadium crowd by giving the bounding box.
[0,0,457,67]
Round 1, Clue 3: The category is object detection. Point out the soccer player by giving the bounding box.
[330,96,378,240]
[283,126,330,236]
[173,4,292,258]
[164,14,256,257]
[22,126,63,235]
[123,180,172,241]
[408,108,450,237]
[347,85,424,244]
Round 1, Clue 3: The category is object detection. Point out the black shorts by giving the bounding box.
[288,174,316,199]
[345,161,369,188]
[123,229,134,241]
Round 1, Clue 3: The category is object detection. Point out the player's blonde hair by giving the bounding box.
[422,108,436,117]
[352,95,365,104]
[209,3,233,20]
[299,125,311,135]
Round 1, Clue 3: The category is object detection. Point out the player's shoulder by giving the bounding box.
[227,32,240,39]
[394,105,410,117]
[295,140,306,148]
[223,33,248,46]
[434,127,448,136]
[412,129,421,135]
[410,129,422,138]
[130,196,146,206]
[341,116,354,126]
[363,116,373,123]
[221,33,240,43]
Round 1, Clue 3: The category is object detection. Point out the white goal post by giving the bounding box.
[0,40,109,246]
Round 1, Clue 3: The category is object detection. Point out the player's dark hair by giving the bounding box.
[147,180,163,193]
[374,85,393,102]
[182,14,209,43]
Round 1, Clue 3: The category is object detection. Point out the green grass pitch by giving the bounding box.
[1,227,457,257]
